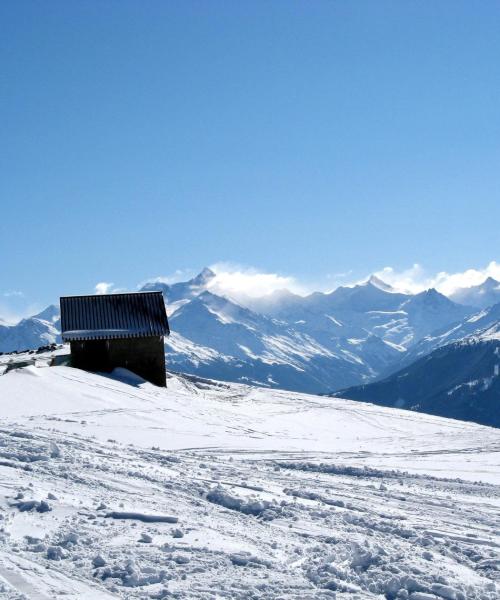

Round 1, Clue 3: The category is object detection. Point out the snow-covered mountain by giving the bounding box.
[141,267,217,309]
[248,276,473,348]
[163,290,402,393]
[0,305,60,353]
[333,323,500,427]
[449,276,500,309]
[0,363,499,598]
[390,301,500,372]
[145,272,475,392]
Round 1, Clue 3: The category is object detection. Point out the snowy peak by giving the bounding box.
[140,268,216,304]
[174,290,261,329]
[404,287,453,309]
[387,301,500,373]
[0,269,487,396]
[33,304,60,323]
[191,267,216,286]
[324,280,409,313]
[365,274,395,293]
[450,277,500,309]
[0,314,61,353]
[165,288,404,393]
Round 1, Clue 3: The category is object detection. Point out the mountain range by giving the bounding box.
[141,270,487,393]
[2,268,499,397]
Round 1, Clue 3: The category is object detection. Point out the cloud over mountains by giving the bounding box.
[374,261,500,296]
[149,260,500,300]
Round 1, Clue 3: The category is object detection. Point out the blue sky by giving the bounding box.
[1,1,499,318]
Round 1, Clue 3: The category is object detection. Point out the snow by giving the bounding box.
[366,275,398,293]
[468,310,490,323]
[325,315,343,326]
[166,331,224,365]
[474,323,500,342]
[0,364,499,598]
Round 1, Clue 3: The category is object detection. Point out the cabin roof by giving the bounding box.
[60,292,170,341]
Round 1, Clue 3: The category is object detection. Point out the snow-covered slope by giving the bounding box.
[0,365,499,598]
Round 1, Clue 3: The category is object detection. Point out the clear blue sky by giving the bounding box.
[1,1,499,313]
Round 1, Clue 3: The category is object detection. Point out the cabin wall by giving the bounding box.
[107,336,166,387]
[70,336,166,386]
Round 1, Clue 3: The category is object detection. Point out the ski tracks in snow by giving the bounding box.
[0,425,499,599]
[0,367,499,598]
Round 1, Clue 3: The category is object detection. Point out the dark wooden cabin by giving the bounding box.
[60,291,170,386]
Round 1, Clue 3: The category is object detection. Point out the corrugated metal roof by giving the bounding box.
[60,292,170,341]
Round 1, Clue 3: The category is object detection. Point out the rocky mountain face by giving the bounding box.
[332,324,500,428]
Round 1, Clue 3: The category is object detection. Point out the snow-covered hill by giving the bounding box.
[0,364,499,598]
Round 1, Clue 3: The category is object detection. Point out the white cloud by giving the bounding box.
[94,282,116,295]
[0,301,42,325]
[371,264,433,294]
[208,262,307,299]
[3,290,25,298]
[139,269,196,287]
[372,261,500,296]
[433,261,500,296]
[0,289,41,324]
[142,260,500,302]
